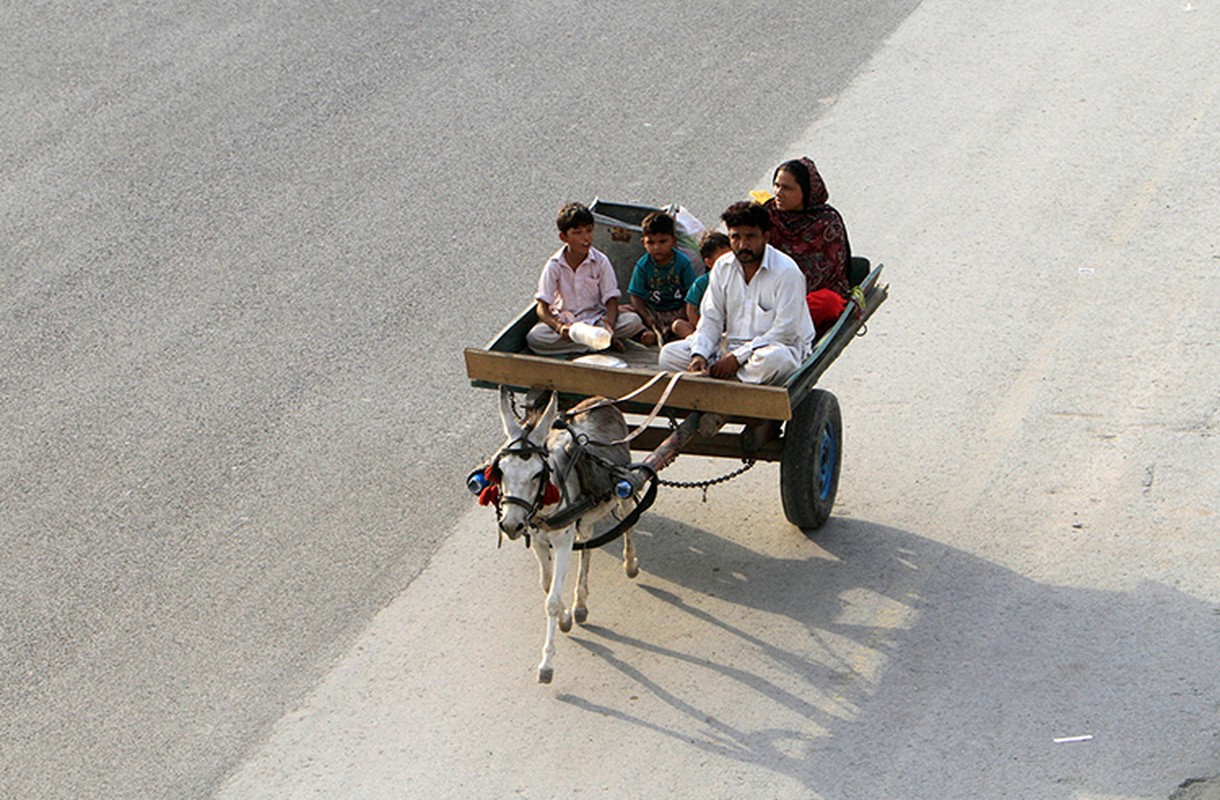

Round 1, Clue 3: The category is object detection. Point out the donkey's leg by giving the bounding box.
[537,529,574,684]
[619,500,640,578]
[622,528,639,579]
[573,544,591,625]
[530,535,553,595]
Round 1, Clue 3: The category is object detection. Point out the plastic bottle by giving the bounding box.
[614,479,634,499]
[568,321,612,351]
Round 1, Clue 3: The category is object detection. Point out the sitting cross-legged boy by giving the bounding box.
[526,202,644,355]
[627,211,698,345]
[672,230,730,340]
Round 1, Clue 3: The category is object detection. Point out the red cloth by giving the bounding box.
[807,289,847,335]
[765,157,851,300]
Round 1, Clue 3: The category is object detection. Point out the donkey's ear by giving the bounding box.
[499,386,524,439]
[530,391,559,446]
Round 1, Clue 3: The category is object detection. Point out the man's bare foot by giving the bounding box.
[639,330,657,346]
[609,337,626,352]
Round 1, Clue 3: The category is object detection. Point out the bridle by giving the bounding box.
[482,435,560,523]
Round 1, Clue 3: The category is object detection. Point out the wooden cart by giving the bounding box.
[464,200,887,530]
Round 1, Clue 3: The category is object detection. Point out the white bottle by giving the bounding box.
[568,321,612,351]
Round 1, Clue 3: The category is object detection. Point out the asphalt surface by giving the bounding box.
[1,2,923,797]
[219,1,1220,798]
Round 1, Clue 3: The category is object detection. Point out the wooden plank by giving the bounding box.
[463,348,793,420]
[628,425,785,462]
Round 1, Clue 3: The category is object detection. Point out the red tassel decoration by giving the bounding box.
[478,484,499,506]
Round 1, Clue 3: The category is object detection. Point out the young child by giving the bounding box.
[627,211,697,345]
[672,230,730,339]
[526,202,644,355]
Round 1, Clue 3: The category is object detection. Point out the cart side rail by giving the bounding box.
[785,263,888,408]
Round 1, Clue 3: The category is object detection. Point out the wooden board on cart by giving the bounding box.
[465,347,793,420]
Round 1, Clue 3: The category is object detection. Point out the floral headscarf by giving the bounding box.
[765,156,851,298]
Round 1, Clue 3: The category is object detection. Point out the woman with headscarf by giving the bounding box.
[763,157,851,335]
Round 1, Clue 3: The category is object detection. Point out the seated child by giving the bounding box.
[627,211,697,345]
[672,230,730,339]
[526,202,644,355]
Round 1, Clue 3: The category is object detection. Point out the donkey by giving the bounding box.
[492,387,640,683]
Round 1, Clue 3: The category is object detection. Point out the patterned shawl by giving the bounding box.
[765,157,851,298]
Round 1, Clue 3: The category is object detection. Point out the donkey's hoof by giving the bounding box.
[625,560,640,579]
[537,666,554,684]
[574,607,589,625]
[559,610,573,633]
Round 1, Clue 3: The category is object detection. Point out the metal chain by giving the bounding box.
[657,458,757,502]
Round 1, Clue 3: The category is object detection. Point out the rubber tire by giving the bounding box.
[780,389,842,532]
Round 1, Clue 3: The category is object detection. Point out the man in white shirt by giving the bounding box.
[658,201,814,384]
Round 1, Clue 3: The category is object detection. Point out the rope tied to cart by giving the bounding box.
[568,368,694,446]
[850,285,869,334]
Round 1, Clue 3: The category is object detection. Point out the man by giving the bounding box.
[658,201,815,384]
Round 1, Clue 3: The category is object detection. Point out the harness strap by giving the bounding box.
[558,369,693,446]
[572,370,670,414]
[555,435,584,491]
[573,466,658,551]
[536,493,597,531]
[610,370,691,445]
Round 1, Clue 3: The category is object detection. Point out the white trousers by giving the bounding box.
[657,339,801,385]
[526,310,645,355]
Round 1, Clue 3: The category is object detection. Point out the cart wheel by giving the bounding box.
[780,388,842,532]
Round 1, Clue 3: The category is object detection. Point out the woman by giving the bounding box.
[764,157,851,334]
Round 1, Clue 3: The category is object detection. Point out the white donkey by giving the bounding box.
[492,387,640,683]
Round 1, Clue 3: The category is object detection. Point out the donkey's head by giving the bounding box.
[493,387,561,540]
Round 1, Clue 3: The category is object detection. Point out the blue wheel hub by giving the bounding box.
[817,422,837,502]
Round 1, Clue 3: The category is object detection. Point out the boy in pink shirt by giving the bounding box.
[527,202,644,355]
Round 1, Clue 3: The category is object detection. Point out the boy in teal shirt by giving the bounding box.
[673,230,731,339]
[628,211,697,345]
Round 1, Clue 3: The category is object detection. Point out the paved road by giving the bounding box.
[1,2,922,797]
[219,1,1220,798]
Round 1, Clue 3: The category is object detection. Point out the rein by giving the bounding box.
[571,369,694,446]
[572,464,657,551]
